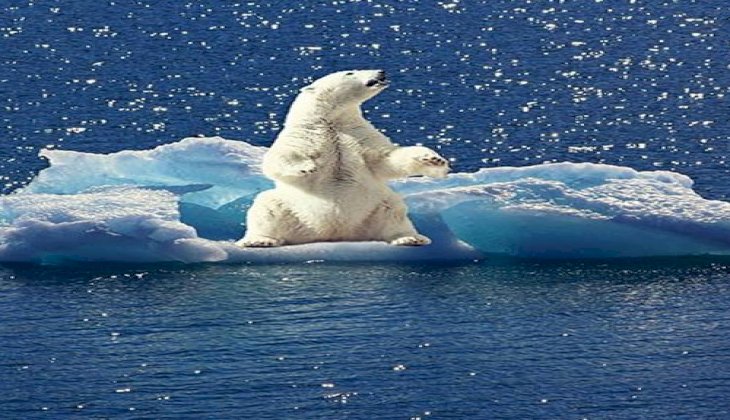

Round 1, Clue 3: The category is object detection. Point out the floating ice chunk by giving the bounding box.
[394,161,693,197]
[405,176,730,258]
[223,222,479,264]
[0,187,227,263]
[23,136,271,208]
[3,137,730,263]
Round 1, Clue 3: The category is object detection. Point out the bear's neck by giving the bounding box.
[285,97,366,129]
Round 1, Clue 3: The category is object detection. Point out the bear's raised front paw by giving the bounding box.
[236,236,283,248]
[409,148,450,178]
[390,235,432,246]
[418,153,449,168]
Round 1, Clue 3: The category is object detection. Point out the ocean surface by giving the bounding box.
[2,0,730,418]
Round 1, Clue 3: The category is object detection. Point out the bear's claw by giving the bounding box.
[390,235,432,246]
[282,161,317,177]
[236,237,283,248]
[298,166,317,175]
[419,154,449,167]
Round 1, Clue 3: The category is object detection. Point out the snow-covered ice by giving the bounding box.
[3,136,730,263]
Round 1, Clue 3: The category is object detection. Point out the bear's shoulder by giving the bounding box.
[338,120,395,152]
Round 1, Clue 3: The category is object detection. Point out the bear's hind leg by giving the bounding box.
[363,196,431,247]
[390,234,431,246]
[237,190,303,248]
[237,236,283,248]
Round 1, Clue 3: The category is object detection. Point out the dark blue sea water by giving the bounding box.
[2,0,730,418]
[4,261,730,418]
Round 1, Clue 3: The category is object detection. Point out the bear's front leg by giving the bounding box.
[262,151,319,181]
[283,159,318,176]
[377,146,450,179]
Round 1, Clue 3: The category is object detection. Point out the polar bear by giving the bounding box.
[237,70,450,247]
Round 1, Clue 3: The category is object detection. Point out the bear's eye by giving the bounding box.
[345,72,354,76]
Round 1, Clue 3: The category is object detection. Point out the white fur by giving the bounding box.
[237,70,449,247]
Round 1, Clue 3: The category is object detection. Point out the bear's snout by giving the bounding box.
[366,70,388,87]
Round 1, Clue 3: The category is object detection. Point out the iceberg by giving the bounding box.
[21,137,272,208]
[2,136,730,264]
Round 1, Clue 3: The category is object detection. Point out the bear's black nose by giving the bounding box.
[366,71,388,87]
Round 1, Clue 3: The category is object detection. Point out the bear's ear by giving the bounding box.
[300,85,317,93]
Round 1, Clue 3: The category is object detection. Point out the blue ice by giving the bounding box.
[3,137,730,263]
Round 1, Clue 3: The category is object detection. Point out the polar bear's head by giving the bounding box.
[300,70,389,108]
